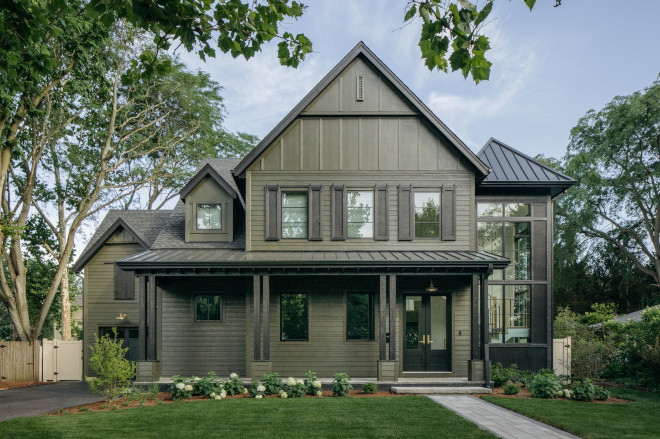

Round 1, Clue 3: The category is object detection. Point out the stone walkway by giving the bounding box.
[428,395,581,439]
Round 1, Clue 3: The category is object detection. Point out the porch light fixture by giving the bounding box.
[425,281,438,293]
[116,313,127,320]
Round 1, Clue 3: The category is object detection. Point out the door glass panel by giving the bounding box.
[405,296,423,349]
[430,296,447,351]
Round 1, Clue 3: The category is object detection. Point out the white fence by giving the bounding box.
[0,339,82,382]
[553,336,572,377]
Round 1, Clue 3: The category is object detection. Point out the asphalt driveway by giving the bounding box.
[0,382,104,422]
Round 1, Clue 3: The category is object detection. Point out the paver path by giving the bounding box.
[429,395,581,439]
[0,382,104,422]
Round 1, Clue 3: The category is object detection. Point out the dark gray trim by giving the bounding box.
[146,275,156,361]
[262,275,270,361]
[471,275,480,360]
[138,275,146,361]
[72,218,148,272]
[253,276,261,361]
[179,163,238,200]
[379,275,387,361]
[232,42,489,178]
[331,185,347,241]
[388,275,397,361]
[264,185,281,241]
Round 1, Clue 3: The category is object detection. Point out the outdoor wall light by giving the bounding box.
[116,313,127,320]
[425,280,438,293]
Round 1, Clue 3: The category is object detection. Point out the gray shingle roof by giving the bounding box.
[179,157,245,207]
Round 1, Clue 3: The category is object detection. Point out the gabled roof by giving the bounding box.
[477,138,576,197]
[72,210,172,272]
[179,158,244,206]
[232,41,489,178]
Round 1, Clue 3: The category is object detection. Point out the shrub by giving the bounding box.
[251,382,266,398]
[594,385,609,401]
[491,362,520,387]
[572,338,614,380]
[530,371,562,398]
[554,306,591,340]
[286,378,307,398]
[331,372,352,397]
[261,372,282,395]
[86,328,136,402]
[304,370,320,395]
[362,383,377,394]
[170,375,194,400]
[503,383,520,395]
[196,371,225,398]
[571,379,596,402]
[224,373,246,396]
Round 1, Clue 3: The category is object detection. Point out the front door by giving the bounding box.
[403,295,451,371]
[99,327,140,364]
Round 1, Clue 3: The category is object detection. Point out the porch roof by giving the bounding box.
[116,249,509,274]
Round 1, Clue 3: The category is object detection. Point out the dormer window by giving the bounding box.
[196,204,222,230]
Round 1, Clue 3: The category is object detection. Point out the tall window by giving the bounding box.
[414,192,440,238]
[346,293,374,340]
[196,204,222,230]
[195,295,222,321]
[347,191,373,238]
[488,285,530,343]
[281,293,308,341]
[282,192,308,239]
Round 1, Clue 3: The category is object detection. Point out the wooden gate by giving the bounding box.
[42,339,83,381]
[553,336,572,377]
[0,341,41,381]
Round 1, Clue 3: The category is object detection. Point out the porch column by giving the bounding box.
[262,275,270,361]
[138,275,146,361]
[146,275,156,361]
[379,275,387,361]
[480,265,492,385]
[388,274,397,361]
[471,275,480,360]
[253,275,261,361]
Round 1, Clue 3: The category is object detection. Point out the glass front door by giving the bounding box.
[403,295,451,371]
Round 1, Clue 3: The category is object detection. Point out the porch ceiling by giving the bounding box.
[116,249,509,275]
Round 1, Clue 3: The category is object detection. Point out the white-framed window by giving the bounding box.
[196,204,222,230]
[282,192,308,239]
[347,190,373,238]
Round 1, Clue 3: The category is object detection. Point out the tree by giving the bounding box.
[558,78,660,293]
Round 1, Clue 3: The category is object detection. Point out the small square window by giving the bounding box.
[197,204,222,230]
[195,295,222,321]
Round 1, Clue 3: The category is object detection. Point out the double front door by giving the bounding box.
[403,295,451,371]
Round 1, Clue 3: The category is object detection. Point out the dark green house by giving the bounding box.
[73,42,574,385]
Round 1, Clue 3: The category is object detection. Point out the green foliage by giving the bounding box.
[260,372,282,395]
[503,384,520,395]
[570,379,596,402]
[224,373,246,396]
[571,338,613,381]
[196,372,225,398]
[581,303,618,326]
[170,376,194,400]
[331,373,352,397]
[529,371,562,399]
[303,370,320,395]
[362,383,377,394]
[86,328,136,402]
[594,386,609,401]
[553,307,591,340]
[285,379,307,398]
[491,362,519,388]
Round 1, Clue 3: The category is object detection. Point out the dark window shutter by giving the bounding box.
[441,185,456,241]
[114,265,134,300]
[308,185,323,241]
[264,185,281,241]
[124,270,135,300]
[374,185,389,241]
[398,185,413,241]
[331,184,347,241]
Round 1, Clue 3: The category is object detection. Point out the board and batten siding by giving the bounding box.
[159,278,248,377]
[82,232,143,376]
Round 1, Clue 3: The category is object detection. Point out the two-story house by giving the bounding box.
[73,42,575,385]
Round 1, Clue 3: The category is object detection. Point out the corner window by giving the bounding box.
[347,191,373,238]
[488,285,530,344]
[414,192,440,238]
[196,204,222,230]
[195,295,222,321]
[282,192,308,239]
[281,293,308,341]
[477,202,530,218]
[346,293,374,340]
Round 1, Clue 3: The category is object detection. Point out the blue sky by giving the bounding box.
[175,0,660,160]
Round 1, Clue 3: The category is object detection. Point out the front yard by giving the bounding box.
[0,396,496,439]
[482,388,660,439]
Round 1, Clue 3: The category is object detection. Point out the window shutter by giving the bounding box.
[398,185,413,241]
[308,185,323,241]
[114,265,134,300]
[331,184,347,241]
[264,185,281,241]
[124,270,135,300]
[441,185,456,241]
[374,185,389,241]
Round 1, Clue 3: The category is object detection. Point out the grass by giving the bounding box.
[482,388,660,439]
[0,396,497,439]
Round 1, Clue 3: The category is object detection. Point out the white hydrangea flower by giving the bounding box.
[175,383,185,390]
[220,391,227,398]
[230,373,238,380]
[215,395,222,400]
[210,392,216,398]
[280,392,288,399]
[287,377,296,386]
[315,391,323,397]
[257,385,266,393]
[312,380,322,389]
[185,384,194,392]
[296,379,304,386]
[243,388,249,395]
[255,394,263,399]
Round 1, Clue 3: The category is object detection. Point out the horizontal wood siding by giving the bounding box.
[159,278,248,377]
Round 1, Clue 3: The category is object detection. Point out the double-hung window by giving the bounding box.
[347,191,373,238]
[414,192,440,238]
[282,192,308,239]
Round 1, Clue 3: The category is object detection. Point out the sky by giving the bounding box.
[173,0,660,160]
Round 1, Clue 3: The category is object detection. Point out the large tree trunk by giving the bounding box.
[60,270,71,341]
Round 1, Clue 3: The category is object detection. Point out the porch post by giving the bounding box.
[253,275,261,361]
[138,275,146,361]
[471,275,480,360]
[379,275,387,361]
[388,274,397,361]
[480,265,492,386]
[262,275,270,361]
[146,275,156,361]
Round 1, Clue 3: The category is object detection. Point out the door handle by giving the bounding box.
[420,334,426,345]
[427,336,434,344]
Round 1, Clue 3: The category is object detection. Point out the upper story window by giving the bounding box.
[282,192,308,239]
[196,204,222,230]
[347,191,373,238]
[414,192,440,238]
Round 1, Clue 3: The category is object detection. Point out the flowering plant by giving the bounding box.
[286,378,307,398]
[261,373,282,395]
[196,371,224,398]
[224,372,246,396]
[251,382,267,398]
[170,375,194,400]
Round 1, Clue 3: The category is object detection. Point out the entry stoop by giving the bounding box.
[391,386,491,394]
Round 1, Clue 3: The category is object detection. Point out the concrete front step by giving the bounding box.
[391,386,492,395]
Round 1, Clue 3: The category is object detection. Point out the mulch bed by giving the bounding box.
[0,380,52,391]
[484,386,631,404]
[51,390,406,415]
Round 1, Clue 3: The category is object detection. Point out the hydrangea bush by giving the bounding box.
[331,372,352,397]
[286,378,307,398]
[170,375,195,400]
[224,372,246,396]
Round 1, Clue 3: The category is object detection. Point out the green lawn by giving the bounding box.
[1,396,497,439]
[482,388,660,439]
